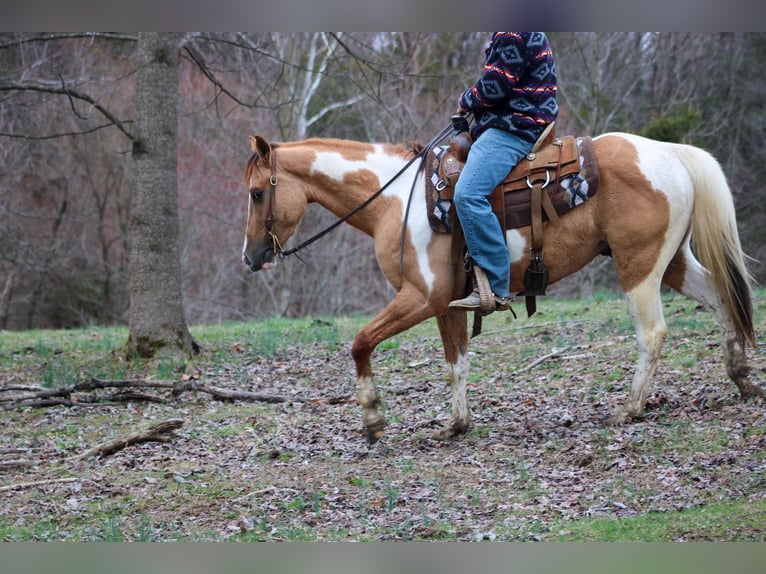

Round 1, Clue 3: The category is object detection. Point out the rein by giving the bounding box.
[275,123,454,259]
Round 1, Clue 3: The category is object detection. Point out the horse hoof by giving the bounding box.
[364,419,386,444]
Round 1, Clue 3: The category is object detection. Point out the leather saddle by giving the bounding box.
[426,122,600,324]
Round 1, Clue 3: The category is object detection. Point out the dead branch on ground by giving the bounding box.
[0,376,352,410]
[0,477,79,493]
[74,418,185,460]
[510,339,626,376]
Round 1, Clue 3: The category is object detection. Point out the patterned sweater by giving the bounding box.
[459,32,558,144]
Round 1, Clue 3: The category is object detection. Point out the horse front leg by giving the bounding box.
[351,287,435,443]
[433,309,471,440]
[351,330,386,444]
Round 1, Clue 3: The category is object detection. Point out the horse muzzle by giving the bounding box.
[242,242,276,272]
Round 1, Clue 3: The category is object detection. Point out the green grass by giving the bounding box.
[1,288,764,542]
[548,498,766,541]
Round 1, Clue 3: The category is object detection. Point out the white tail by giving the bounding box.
[677,144,755,345]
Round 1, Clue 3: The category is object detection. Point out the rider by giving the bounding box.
[449,32,558,312]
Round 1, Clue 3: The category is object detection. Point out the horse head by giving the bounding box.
[242,135,307,272]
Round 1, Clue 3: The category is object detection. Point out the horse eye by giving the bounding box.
[250,189,264,203]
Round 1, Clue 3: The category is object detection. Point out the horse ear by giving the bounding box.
[249,135,271,160]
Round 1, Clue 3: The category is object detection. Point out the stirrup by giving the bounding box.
[448,290,514,313]
[472,266,496,314]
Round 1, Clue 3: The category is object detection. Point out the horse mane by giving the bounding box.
[245,138,422,185]
[407,141,424,155]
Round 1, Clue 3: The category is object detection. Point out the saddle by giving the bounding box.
[425,123,601,324]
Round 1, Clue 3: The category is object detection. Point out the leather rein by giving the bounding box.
[265,123,454,261]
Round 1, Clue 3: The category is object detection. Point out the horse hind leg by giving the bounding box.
[604,275,668,424]
[432,309,471,440]
[663,244,761,400]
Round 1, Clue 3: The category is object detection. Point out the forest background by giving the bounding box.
[1,32,764,331]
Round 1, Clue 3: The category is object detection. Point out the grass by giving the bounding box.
[549,498,766,541]
[0,289,764,541]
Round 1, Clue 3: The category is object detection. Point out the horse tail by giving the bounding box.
[676,144,755,346]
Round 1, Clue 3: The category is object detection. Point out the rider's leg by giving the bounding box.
[451,128,533,300]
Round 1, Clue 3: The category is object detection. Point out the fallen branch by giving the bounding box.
[0,376,351,409]
[75,418,184,460]
[0,448,41,455]
[0,477,79,492]
[511,338,628,376]
[194,384,308,403]
[5,398,101,409]
[512,347,571,375]
[172,381,351,404]
[0,459,34,469]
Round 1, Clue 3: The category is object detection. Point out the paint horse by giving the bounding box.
[242,132,758,443]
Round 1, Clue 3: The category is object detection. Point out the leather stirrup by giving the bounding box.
[473,266,495,314]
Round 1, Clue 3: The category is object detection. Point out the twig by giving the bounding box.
[478,319,593,337]
[75,419,184,460]
[0,477,79,493]
[194,384,308,403]
[0,448,40,455]
[0,84,135,142]
[510,337,630,377]
[0,459,33,469]
[108,391,165,404]
[512,347,571,375]
[233,486,277,502]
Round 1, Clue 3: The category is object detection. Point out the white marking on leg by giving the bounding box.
[625,280,667,416]
[356,375,379,410]
[676,244,751,388]
[447,351,471,428]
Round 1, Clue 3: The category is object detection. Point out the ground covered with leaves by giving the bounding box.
[1,293,765,541]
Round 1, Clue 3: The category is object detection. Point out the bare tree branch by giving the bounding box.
[0,83,135,141]
[0,122,127,140]
[75,419,184,460]
[0,32,136,51]
[182,43,253,109]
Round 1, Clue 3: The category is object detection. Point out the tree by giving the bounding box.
[126,32,198,359]
[0,32,198,358]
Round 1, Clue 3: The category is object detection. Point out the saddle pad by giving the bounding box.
[425,146,454,233]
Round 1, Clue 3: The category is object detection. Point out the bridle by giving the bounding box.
[257,121,455,262]
[264,151,282,257]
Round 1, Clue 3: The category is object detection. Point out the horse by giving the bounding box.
[241,132,759,444]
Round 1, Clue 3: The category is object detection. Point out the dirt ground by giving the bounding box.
[1,300,765,541]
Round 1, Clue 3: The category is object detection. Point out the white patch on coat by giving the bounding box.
[311,145,436,291]
[599,133,695,287]
[505,228,526,264]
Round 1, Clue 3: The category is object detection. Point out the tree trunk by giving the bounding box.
[126,32,198,359]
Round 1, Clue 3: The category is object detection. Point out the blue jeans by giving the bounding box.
[453,128,534,298]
